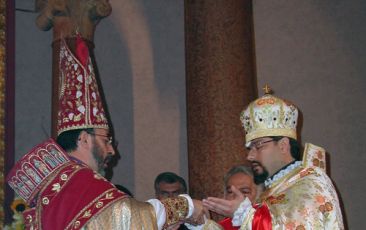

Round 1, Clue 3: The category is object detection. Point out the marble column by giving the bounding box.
[185,0,257,201]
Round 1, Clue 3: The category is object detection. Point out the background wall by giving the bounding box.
[14,0,366,228]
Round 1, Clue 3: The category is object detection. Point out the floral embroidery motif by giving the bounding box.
[74,221,81,228]
[68,188,125,229]
[105,192,114,199]
[312,152,325,169]
[245,160,344,229]
[299,168,315,178]
[95,201,103,208]
[266,194,286,205]
[319,201,333,214]
[82,210,91,218]
[57,39,108,136]
[285,222,305,230]
[52,183,61,192]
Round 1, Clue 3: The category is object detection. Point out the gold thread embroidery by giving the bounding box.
[105,192,114,199]
[82,210,91,218]
[61,173,68,180]
[65,188,125,230]
[52,183,61,192]
[42,197,49,205]
[74,221,81,228]
[95,201,103,208]
[161,197,189,228]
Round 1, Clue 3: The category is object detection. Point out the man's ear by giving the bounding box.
[78,131,91,148]
[278,137,291,154]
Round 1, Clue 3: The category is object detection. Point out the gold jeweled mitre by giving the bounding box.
[240,85,299,146]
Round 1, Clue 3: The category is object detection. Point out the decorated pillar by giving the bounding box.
[35,0,111,138]
[185,0,257,201]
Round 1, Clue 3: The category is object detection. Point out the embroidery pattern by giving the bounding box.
[7,139,70,204]
[161,196,189,229]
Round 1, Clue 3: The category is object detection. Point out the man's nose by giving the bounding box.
[108,144,116,156]
[246,149,256,161]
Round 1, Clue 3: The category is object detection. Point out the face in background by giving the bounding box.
[225,172,257,203]
[156,181,184,200]
[90,128,115,175]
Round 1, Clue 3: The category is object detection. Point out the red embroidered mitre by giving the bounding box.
[57,37,109,136]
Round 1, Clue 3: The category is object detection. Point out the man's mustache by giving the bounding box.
[251,161,262,167]
[103,153,114,167]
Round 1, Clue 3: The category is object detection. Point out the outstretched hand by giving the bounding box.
[186,199,209,225]
[202,185,245,217]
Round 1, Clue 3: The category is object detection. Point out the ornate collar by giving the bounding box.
[264,161,302,188]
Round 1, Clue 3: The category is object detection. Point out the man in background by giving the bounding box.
[203,88,344,229]
[219,165,259,230]
[155,172,187,200]
[154,172,189,230]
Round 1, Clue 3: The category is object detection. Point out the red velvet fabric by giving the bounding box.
[219,217,239,230]
[76,34,89,67]
[40,163,127,230]
[252,203,272,230]
[57,39,109,135]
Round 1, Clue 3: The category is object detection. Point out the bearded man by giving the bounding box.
[203,88,344,229]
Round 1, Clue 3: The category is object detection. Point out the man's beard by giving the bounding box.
[92,144,105,175]
[251,161,269,185]
[91,143,113,176]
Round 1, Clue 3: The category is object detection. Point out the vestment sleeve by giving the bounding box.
[147,194,193,229]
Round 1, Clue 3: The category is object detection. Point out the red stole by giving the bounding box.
[219,217,239,230]
[252,203,272,230]
[23,162,128,230]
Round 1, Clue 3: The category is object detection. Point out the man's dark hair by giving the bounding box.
[56,128,94,152]
[154,172,187,193]
[271,136,302,161]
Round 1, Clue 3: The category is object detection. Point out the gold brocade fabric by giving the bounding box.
[202,219,223,230]
[161,196,189,228]
[240,164,344,230]
[84,198,158,230]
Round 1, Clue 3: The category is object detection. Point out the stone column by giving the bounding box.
[35,0,111,138]
[185,0,257,201]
